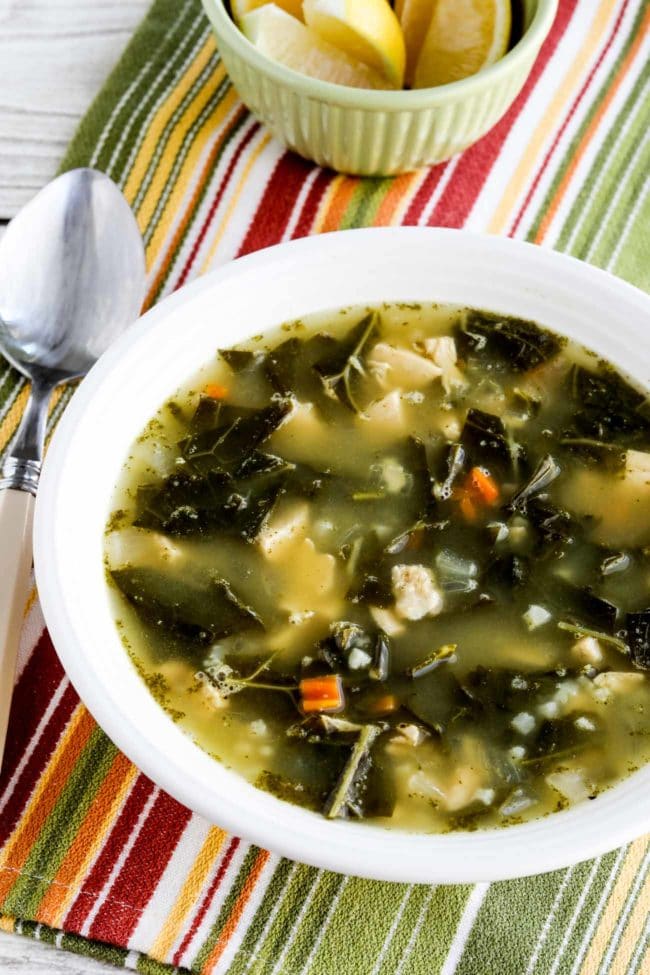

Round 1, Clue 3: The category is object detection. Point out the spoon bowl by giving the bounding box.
[0,168,145,768]
[0,168,145,384]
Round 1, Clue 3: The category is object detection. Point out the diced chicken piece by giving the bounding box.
[393,723,428,746]
[592,671,645,697]
[625,449,650,483]
[439,414,462,441]
[139,439,178,478]
[571,636,603,667]
[474,788,496,806]
[379,456,407,493]
[369,605,406,636]
[408,769,446,800]
[554,680,580,705]
[277,538,344,619]
[362,391,407,434]
[258,501,310,558]
[270,401,360,476]
[189,668,231,710]
[391,564,444,620]
[559,451,650,547]
[421,336,465,393]
[159,659,194,686]
[546,770,592,803]
[104,526,181,569]
[444,765,483,812]
[367,342,442,388]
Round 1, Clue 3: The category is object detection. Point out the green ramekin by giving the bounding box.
[201,0,558,176]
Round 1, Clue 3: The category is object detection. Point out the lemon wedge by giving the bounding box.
[413,0,511,89]
[302,0,406,88]
[231,0,304,26]
[394,0,435,87]
[241,4,395,90]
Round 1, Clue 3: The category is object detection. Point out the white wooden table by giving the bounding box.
[1,2,147,967]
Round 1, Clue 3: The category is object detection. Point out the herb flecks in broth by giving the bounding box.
[106,305,650,833]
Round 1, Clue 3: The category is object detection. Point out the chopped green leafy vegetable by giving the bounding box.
[406,644,457,678]
[626,610,650,670]
[111,567,263,643]
[324,724,382,819]
[313,313,378,413]
[457,311,564,373]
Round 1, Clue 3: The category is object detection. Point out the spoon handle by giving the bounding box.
[0,489,35,768]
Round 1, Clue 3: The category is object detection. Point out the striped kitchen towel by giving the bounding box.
[1,0,649,972]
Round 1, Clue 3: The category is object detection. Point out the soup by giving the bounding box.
[105,304,650,832]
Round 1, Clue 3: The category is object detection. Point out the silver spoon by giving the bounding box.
[0,168,145,763]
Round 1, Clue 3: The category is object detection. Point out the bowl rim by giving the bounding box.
[202,0,559,110]
[34,227,650,884]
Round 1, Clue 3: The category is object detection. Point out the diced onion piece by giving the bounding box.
[348,647,372,670]
[523,604,552,630]
[511,712,536,735]
[546,770,592,803]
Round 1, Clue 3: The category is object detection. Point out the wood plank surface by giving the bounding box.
[0,0,148,219]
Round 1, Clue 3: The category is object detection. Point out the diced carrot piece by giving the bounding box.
[367,694,399,715]
[204,383,228,400]
[299,675,344,713]
[459,495,478,521]
[467,466,499,505]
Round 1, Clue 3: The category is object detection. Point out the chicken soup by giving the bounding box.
[105,304,650,832]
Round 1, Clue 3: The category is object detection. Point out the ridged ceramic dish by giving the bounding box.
[35,229,650,884]
[201,0,558,175]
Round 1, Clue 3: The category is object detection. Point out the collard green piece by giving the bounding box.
[323,724,381,819]
[485,554,530,592]
[405,643,457,678]
[527,717,595,765]
[219,348,266,373]
[558,436,626,471]
[405,436,436,520]
[525,498,574,550]
[405,670,468,733]
[547,580,618,634]
[265,333,339,400]
[457,311,564,373]
[313,312,378,412]
[181,401,293,474]
[134,468,286,540]
[507,455,561,513]
[567,365,650,446]
[111,566,263,643]
[370,633,390,681]
[626,610,650,670]
[461,408,512,471]
[189,395,222,434]
[236,450,294,479]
